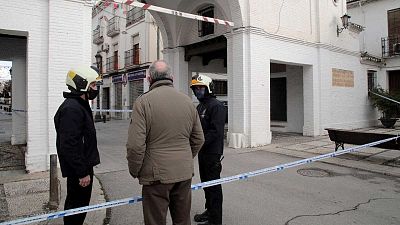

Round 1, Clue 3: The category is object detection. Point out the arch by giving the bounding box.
[140,0,243,47]
[144,10,172,48]
[175,0,240,46]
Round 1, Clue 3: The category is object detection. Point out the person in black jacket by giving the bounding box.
[54,66,102,225]
[191,74,226,225]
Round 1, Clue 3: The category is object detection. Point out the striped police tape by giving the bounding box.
[92,109,133,113]
[0,109,26,115]
[1,136,398,225]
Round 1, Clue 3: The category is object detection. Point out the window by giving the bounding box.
[213,80,227,96]
[388,8,400,38]
[368,70,377,91]
[198,6,214,37]
[113,50,118,71]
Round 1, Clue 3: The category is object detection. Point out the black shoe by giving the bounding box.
[194,210,209,222]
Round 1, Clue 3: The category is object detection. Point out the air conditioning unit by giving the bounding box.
[393,43,400,55]
[102,43,109,52]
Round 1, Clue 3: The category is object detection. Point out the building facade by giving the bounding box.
[136,0,376,148]
[0,0,94,172]
[348,0,400,93]
[91,2,162,120]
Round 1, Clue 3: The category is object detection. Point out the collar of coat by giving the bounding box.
[149,79,173,91]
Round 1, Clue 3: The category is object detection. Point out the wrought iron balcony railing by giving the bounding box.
[382,36,400,58]
[106,56,119,73]
[93,26,104,45]
[124,49,140,68]
[126,8,145,27]
[107,16,120,37]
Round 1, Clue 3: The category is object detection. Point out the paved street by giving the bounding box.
[94,120,400,225]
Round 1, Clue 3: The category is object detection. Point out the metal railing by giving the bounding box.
[106,56,119,73]
[92,26,104,45]
[381,36,400,58]
[126,8,145,26]
[124,49,140,67]
[107,16,120,37]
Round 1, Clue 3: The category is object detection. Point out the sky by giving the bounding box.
[0,61,12,81]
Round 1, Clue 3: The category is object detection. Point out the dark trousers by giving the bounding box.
[63,173,93,225]
[142,179,192,225]
[198,153,223,224]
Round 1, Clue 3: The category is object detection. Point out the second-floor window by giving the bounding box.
[198,6,214,37]
[113,50,118,70]
[388,8,400,38]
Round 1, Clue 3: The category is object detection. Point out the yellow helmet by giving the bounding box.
[66,66,101,92]
[190,74,214,94]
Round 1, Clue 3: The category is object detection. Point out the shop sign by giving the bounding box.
[128,70,146,81]
[112,74,128,84]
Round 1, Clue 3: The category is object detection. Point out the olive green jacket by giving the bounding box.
[126,79,204,185]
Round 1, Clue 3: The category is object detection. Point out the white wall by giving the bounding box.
[0,0,94,172]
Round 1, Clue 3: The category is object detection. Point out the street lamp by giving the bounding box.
[94,52,103,122]
[95,52,102,75]
[337,14,351,37]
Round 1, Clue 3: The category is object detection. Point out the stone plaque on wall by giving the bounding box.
[332,68,354,87]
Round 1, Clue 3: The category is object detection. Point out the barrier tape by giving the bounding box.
[92,109,133,113]
[0,111,12,115]
[104,0,234,26]
[1,136,398,225]
[0,109,27,115]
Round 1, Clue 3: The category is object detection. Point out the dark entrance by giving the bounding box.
[270,77,287,121]
[389,70,400,94]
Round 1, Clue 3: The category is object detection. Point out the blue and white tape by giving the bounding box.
[92,109,133,113]
[1,136,398,225]
[0,111,11,115]
[0,109,27,115]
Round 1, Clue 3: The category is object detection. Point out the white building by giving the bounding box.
[132,0,374,148]
[0,0,94,172]
[348,0,400,92]
[91,2,162,120]
[2,0,398,173]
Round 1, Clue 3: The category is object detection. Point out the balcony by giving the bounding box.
[126,8,145,27]
[106,56,119,73]
[125,49,140,68]
[382,36,400,58]
[107,16,120,37]
[93,26,104,45]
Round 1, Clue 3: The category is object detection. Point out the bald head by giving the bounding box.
[148,60,172,82]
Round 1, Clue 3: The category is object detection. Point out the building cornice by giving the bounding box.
[225,26,360,57]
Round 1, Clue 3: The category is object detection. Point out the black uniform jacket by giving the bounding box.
[197,96,226,155]
[54,92,100,178]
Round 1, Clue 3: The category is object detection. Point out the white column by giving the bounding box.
[163,47,189,94]
[248,33,272,146]
[226,28,272,148]
[303,64,320,136]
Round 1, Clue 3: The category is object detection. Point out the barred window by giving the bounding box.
[198,6,214,37]
[368,70,377,91]
[213,80,227,96]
